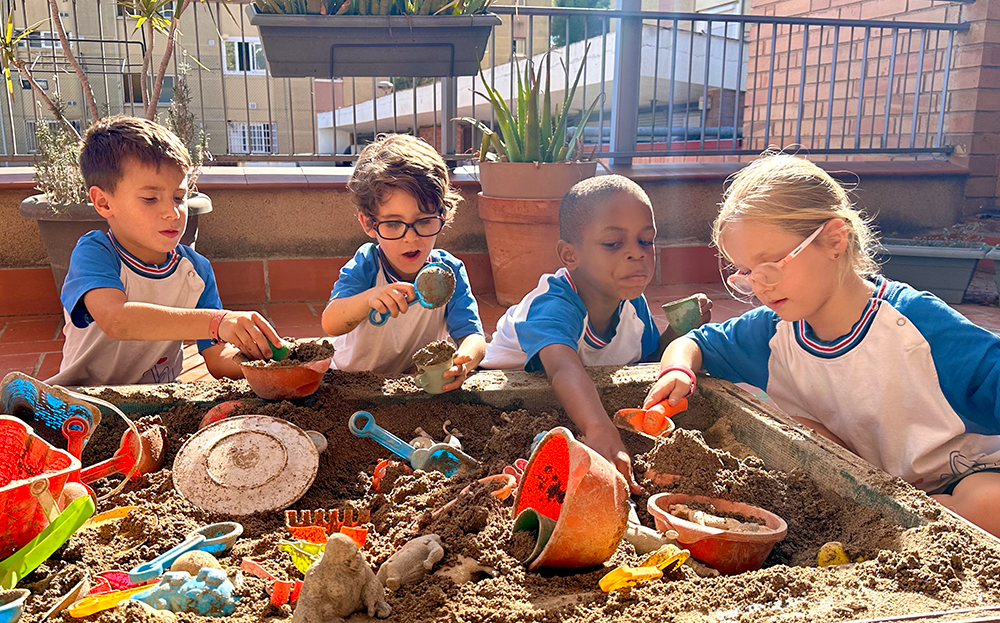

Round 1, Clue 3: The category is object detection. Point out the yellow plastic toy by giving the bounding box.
[66,584,152,618]
[817,541,850,567]
[279,539,326,574]
[599,566,663,592]
[640,544,690,572]
[599,544,692,592]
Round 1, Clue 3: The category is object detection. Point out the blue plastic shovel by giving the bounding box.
[128,522,243,584]
[368,262,456,326]
[348,411,478,477]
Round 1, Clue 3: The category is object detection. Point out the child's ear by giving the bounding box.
[824,219,851,257]
[90,186,112,218]
[359,213,378,239]
[557,239,579,270]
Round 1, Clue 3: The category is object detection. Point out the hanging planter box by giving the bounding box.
[878,238,989,304]
[247,5,500,78]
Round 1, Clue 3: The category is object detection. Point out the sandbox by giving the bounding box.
[12,365,1000,623]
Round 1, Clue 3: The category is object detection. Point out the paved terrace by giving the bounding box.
[3,276,1000,383]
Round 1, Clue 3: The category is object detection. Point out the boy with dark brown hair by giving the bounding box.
[49,115,279,386]
[321,134,485,386]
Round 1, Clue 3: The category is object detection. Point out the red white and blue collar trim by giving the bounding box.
[108,231,181,279]
[376,246,435,284]
[794,276,888,358]
[560,268,624,350]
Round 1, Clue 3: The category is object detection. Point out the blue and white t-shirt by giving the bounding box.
[689,276,1000,494]
[329,244,484,374]
[481,267,660,371]
[48,230,222,387]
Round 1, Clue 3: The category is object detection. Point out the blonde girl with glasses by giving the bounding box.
[645,152,1000,537]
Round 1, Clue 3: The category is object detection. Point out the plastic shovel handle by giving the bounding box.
[80,453,133,484]
[65,584,152,618]
[0,495,96,590]
[368,308,391,326]
[128,533,206,584]
[61,415,90,460]
[348,411,416,465]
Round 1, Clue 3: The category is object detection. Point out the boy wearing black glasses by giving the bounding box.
[321,134,485,384]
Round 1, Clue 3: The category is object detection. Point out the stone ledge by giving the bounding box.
[0,160,969,192]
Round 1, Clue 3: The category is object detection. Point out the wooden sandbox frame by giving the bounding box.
[73,363,1000,622]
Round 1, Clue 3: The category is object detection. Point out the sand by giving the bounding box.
[15,374,1000,623]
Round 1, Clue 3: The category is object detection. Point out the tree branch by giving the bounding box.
[46,0,99,121]
[147,0,192,120]
[11,57,80,139]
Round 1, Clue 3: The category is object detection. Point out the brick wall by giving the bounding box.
[745,0,998,214]
[745,0,963,158]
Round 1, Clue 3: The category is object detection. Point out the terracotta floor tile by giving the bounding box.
[0,316,63,343]
[0,340,65,356]
[281,325,327,339]
[35,352,63,380]
[263,303,320,327]
[0,353,41,376]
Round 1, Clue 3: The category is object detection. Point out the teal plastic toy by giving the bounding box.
[131,568,237,617]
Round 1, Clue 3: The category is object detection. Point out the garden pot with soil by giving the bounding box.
[647,492,788,575]
[247,5,500,78]
[18,193,213,292]
[477,161,597,306]
[877,238,989,305]
[237,339,334,400]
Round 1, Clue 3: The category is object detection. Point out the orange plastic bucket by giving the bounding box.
[647,493,787,575]
[240,356,332,400]
[511,427,629,570]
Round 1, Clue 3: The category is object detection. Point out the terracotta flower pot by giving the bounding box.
[19,193,213,291]
[511,427,629,570]
[647,493,787,575]
[476,161,597,307]
[239,356,332,401]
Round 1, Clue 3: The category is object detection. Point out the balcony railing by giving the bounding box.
[0,1,969,164]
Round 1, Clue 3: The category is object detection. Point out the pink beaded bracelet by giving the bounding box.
[657,365,697,397]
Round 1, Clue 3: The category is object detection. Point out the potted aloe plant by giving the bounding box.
[247,0,500,78]
[5,1,212,290]
[456,47,600,305]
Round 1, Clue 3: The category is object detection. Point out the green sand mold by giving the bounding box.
[662,296,702,335]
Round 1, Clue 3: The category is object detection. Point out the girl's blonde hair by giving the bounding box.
[714,153,879,279]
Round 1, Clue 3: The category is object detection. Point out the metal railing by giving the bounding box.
[0,1,970,164]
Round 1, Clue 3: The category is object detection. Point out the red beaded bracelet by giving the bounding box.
[657,365,697,397]
[209,310,228,345]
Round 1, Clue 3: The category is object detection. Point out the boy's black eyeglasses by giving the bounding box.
[371,215,444,240]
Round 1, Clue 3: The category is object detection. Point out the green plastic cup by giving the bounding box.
[662,295,702,336]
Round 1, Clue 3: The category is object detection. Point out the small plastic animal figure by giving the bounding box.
[376,534,444,590]
[131,568,237,617]
[292,532,390,623]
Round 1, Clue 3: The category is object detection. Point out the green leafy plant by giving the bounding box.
[0,0,213,207]
[458,45,600,163]
[164,62,210,189]
[252,0,493,16]
[33,99,87,207]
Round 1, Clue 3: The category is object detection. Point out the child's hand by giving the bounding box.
[441,354,473,392]
[643,370,694,410]
[583,421,641,494]
[693,293,713,328]
[219,311,282,360]
[368,283,417,319]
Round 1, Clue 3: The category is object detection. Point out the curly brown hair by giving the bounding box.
[79,115,191,192]
[348,134,461,225]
